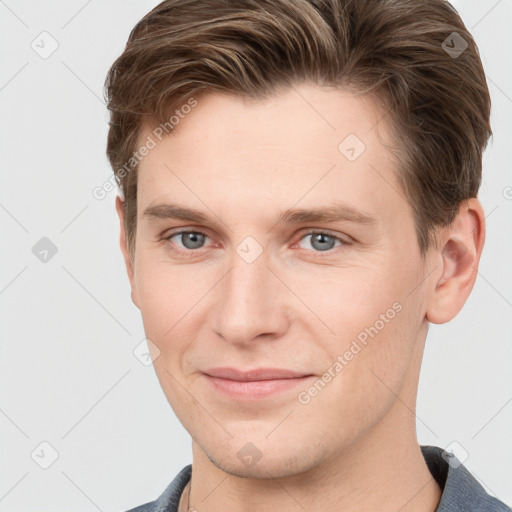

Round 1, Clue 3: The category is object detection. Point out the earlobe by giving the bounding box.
[426,199,485,324]
[115,195,139,309]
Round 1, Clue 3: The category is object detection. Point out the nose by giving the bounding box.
[210,248,290,346]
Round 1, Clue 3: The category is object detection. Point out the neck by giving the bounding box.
[187,329,441,512]
[188,420,441,512]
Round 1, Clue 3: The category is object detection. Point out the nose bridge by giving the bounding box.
[212,242,287,343]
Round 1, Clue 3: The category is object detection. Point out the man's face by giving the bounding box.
[122,85,435,478]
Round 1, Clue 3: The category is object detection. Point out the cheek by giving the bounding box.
[307,305,418,437]
[134,253,208,328]
[317,263,421,393]
[307,266,402,343]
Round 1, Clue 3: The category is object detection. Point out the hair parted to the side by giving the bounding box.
[104,0,492,261]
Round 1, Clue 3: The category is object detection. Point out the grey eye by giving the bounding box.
[176,232,206,250]
[310,233,336,251]
[298,232,342,252]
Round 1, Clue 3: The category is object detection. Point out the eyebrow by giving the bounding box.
[142,202,377,226]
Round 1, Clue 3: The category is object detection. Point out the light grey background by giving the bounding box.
[1,1,511,510]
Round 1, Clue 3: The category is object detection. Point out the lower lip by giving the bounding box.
[204,374,314,400]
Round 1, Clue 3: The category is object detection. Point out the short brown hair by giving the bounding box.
[104,0,492,260]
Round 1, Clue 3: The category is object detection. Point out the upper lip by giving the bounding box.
[203,367,311,381]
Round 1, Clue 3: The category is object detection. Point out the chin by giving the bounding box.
[202,436,328,480]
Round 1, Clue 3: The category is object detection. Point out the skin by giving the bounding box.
[116,84,485,512]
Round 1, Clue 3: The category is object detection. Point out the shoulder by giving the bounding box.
[124,464,192,512]
[421,445,510,511]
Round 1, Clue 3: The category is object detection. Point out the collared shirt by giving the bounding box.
[126,445,511,511]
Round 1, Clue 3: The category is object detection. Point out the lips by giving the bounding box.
[202,367,315,400]
[203,367,311,381]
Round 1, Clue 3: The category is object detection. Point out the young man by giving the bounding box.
[105,0,510,511]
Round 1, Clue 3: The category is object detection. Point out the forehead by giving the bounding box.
[139,85,393,160]
[135,85,406,223]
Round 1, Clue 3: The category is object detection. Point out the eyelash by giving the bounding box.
[163,229,350,257]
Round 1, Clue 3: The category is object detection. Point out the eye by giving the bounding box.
[296,231,346,253]
[165,230,210,251]
[163,229,349,255]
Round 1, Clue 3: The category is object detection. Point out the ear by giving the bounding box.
[425,198,485,324]
[115,195,140,309]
